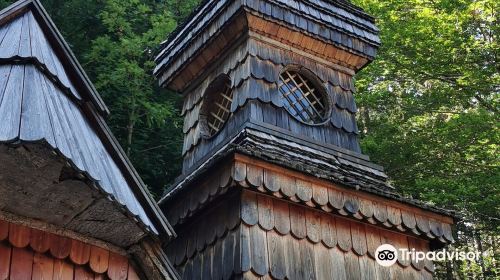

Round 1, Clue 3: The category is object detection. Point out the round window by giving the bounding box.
[200,75,233,138]
[278,68,329,124]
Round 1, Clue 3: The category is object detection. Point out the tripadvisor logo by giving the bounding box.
[375,244,398,267]
[375,244,483,267]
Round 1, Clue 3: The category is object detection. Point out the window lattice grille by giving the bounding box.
[206,82,233,136]
[278,70,327,124]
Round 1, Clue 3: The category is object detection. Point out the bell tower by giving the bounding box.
[155,1,455,279]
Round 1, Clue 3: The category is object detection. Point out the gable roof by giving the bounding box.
[0,0,175,240]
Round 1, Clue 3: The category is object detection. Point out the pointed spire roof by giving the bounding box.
[0,0,174,240]
[0,0,107,114]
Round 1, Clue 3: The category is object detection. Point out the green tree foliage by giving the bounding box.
[352,0,499,278]
[83,0,184,196]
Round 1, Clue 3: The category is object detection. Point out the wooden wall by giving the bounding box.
[0,220,140,280]
[155,0,380,90]
[181,36,361,173]
[162,154,454,279]
[166,190,435,280]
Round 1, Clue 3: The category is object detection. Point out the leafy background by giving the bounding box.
[0,0,498,278]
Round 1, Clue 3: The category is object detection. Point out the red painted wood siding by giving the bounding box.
[0,220,140,280]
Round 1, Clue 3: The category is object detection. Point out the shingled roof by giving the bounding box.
[154,0,380,90]
[0,0,174,239]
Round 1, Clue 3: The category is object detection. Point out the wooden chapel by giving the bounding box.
[155,0,456,279]
[0,0,178,279]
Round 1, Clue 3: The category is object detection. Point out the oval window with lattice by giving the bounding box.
[200,75,234,138]
[278,68,330,124]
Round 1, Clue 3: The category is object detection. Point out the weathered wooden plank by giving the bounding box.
[374,263,391,280]
[41,74,81,169]
[359,256,376,280]
[263,169,290,196]
[9,223,31,248]
[328,189,344,210]
[314,243,332,279]
[312,183,328,206]
[220,164,233,189]
[178,236,190,265]
[186,231,198,259]
[222,231,236,280]
[257,195,275,231]
[30,229,50,254]
[196,214,209,252]
[299,239,315,279]
[202,245,213,280]
[107,252,128,280]
[344,253,361,280]
[240,225,252,273]
[387,206,402,226]
[391,266,406,280]
[329,247,347,280]
[69,239,91,265]
[415,215,430,234]
[295,179,313,203]
[52,259,74,280]
[343,194,360,215]
[233,161,247,182]
[272,199,291,235]
[241,191,259,226]
[401,210,417,231]
[0,20,11,49]
[351,222,368,256]
[10,247,34,280]
[372,202,388,224]
[32,252,54,280]
[89,246,110,274]
[74,266,94,280]
[234,228,243,276]
[216,204,229,239]
[228,200,242,231]
[282,234,300,279]
[364,225,381,259]
[320,213,336,248]
[267,231,286,280]
[246,164,264,187]
[0,242,11,280]
[249,225,268,276]
[359,198,374,218]
[50,234,71,259]
[305,209,321,243]
[20,66,55,144]
[336,217,352,252]
[280,174,297,198]
[289,205,307,239]
[0,15,22,57]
